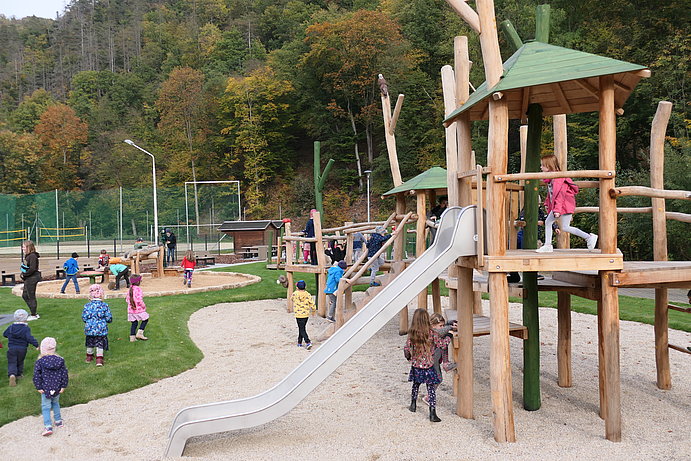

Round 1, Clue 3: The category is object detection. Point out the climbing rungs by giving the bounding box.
[668,344,691,354]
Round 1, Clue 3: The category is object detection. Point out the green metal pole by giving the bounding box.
[500,20,523,51]
[314,141,322,215]
[523,103,543,411]
[535,4,551,43]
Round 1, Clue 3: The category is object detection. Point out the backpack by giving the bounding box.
[566,178,579,195]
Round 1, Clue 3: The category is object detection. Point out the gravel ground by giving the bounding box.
[0,296,688,461]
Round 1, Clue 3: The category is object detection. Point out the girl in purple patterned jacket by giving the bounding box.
[404,308,450,422]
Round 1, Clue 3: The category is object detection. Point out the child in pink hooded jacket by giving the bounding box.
[125,274,150,342]
[536,155,598,253]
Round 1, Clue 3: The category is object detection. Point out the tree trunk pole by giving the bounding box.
[522,103,542,411]
[650,101,673,390]
[598,75,621,442]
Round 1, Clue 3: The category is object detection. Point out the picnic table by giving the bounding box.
[80,270,109,285]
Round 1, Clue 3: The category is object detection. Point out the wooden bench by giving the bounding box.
[195,255,216,266]
[80,270,107,285]
[241,247,259,259]
[1,271,16,286]
[55,266,66,279]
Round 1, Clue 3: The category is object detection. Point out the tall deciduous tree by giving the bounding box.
[300,10,416,173]
[34,103,89,190]
[219,67,296,215]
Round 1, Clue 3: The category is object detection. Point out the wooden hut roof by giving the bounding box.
[443,41,648,124]
[218,220,284,232]
[382,166,447,196]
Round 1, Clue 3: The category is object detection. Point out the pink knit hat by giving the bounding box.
[40,337,56,355]
[89,284,104,299]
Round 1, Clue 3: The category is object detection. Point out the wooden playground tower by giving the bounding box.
[277,1,689,444]
[439,0,690,444]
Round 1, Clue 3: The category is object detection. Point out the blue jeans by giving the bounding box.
[61,274,80,293]
[166,247,175,266]
[41,393,62,428]
[7,347,27,376]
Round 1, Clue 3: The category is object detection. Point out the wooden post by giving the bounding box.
[457,266,474,419]
[554,113,572,387]
[651,101,673,390]
[476,0,515,442]
[157,246,164,278]
[522,103,542,411]
[396,195,409,335]
[416,191,427,309]
[557,293,572,387]
[380,87,403,187]
[314,212,327,317]
[598,75,621,442]
[285,222,295,313]
[597,298,606,420]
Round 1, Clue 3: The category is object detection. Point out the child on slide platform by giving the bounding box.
[536,154,598,253]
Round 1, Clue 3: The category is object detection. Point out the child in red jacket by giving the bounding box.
[181,251,196,288]
[536,155,598,253]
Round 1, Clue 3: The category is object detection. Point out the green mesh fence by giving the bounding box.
[0,184,240,257]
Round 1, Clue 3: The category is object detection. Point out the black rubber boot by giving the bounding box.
[409,397,417,413]
[429,407,441,422]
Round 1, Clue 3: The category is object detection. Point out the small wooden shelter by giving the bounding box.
[218,220,284,253]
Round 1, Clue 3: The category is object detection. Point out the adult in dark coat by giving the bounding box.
[20,240,42,320]
[164,229,177,267]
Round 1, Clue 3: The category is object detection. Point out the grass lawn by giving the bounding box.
[0,262,688,427]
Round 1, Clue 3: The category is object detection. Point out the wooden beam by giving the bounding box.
[574,78,599,100]
[380,90,403,187]
[444,0,481,34]
[635,69,651,78]
[390,94,404,134]
[520,87,530,124]
[494,170,615,182]
[609,186,691,200]
[613,80,632,92]
[485,250,623,273]
[551,83,572,114]
[609,268,691,287]
[458,166,491,179]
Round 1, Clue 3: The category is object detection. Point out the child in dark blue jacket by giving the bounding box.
[3,308,39,386]
[33,337,69,436]
[60,252,80,294]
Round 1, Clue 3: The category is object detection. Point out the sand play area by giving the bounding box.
[0,295,688,460]
[12,271,260,299]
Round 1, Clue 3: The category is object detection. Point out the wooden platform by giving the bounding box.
[552,261,691,289]
[444,313,528,341]
[458,248,623,272]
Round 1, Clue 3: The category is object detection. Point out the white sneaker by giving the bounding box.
[587,233,598,250]
[535,245,553,253]
[26,315,39,321]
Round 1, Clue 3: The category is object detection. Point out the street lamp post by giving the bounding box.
[364,170,372,222]
[124,140,159,246]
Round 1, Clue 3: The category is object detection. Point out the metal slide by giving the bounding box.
[165,206,478,457]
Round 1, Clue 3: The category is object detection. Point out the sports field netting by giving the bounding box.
[0,184,240,255]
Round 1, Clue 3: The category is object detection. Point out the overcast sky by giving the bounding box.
[0,0,67,20]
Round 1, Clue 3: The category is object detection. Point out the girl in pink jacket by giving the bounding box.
[537,155,598,253]
[125,274,150,342]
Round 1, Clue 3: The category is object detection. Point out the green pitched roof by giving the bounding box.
[382,166,447,196]
[444,41,648,123]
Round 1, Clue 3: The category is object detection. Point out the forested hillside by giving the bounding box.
[0,1,688,257]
